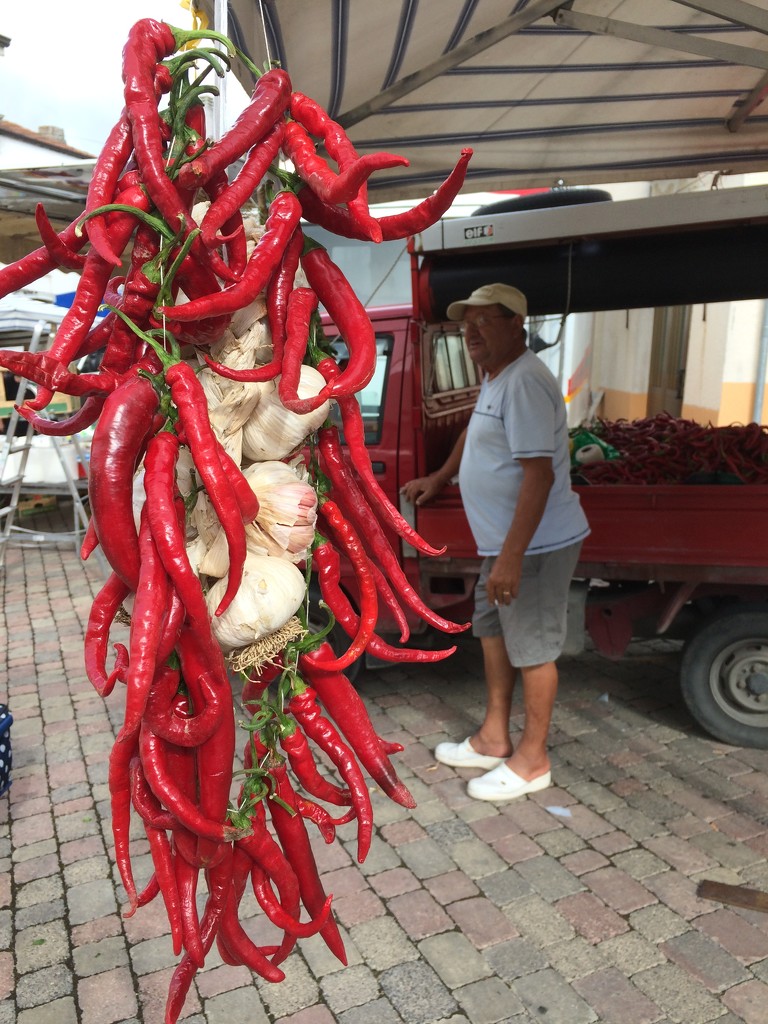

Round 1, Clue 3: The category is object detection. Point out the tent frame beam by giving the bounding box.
[336,0,566,129]
[555,7,768,70]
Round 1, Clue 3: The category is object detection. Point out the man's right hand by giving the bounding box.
[400,474,446,506]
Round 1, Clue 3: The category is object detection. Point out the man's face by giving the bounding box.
[460,304,523,374]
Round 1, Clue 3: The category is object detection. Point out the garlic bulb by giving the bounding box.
[243,461,317,561]
[206,552,307,652]
[241,364,331,461]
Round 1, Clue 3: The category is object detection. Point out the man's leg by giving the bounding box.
[505,660,558,780]
[470,635,515,758]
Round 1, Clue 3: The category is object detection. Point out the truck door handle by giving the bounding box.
[371,461,385,474]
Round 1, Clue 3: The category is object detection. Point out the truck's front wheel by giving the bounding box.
[680,605,768,749]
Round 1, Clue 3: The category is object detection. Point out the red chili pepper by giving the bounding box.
[289,92,382,242]
[33,203,87,270]
[88,371,160,589]
[0,350,118,398]
[287,685,373,864]
[157,190,302,322]
[301,245,377,396]
[246,856,332,937]
[82,110,134,265]
[121,506,173,736]
[318,356,446,556]
[276,286,328,413]
[300,644,416,810]
[265,756,347,964]
[177,68,292,190]
[0,215,88,299]
[143,660,222,748]
[83,572,131,698]
[314,507,378,670]
[319,425,469,635]
[201,118,286,249]
[278,721,352,807]
[109,724,142,915]
[173,844,206,968]
[18,395,108,437]
[299,147,473,241]
[202,226,304,383]
[165,360,247,615]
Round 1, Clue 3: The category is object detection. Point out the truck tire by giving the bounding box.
[680,605,768,748]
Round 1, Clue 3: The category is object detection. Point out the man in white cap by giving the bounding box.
[402,283,589,801]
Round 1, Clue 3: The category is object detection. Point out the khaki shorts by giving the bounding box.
[472,541,582,667]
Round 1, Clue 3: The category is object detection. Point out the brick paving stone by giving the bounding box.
[572,967,662,1023]
[505,895,575,946]
[454,976,523,1023]
[631,962,726,1023]
[590,830,636,857]
[469,813,523,844]
[16,964,74,1012]
[379,959,458,1023]
[721,978,768,1023]
[369,866,422,898]
[610,848,669,880]
[423,869,479,905]
[16,918,70,973]
[450,837,510,879]
[320,963,380,1014]
[534,827,586,859]
[187,963,252,1000]
[599,931,666,975]
[514,855,584,902]
[348,916,419,972]
[643,869,718,920]
[710,811,766,841]
[448,895,519,948]
[204,987,271,1023]
[482,936,549,983]
[491,832,546,865]
[544,936,609,982]
[276,1006,336,1024]
[418,931,493,991]
[255,954,321,1019]
[580,866,657,914]
[337,995,405,1024]
[660,929,752,991]
[560,850,610,876]
[387,888,453,939]
[694,907,768,964]
[0,952,11,1002]
[556,892,629,944]
[16,996,79,1024]
[477,868,533,908]
[644,834,720,875]
[690,829,767,870]
[512,968,597,1024]
[396,837,456,879]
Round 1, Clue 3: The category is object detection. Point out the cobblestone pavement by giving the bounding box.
[2,509,768,1024]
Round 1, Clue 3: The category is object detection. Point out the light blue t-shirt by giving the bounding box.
[458,350,590,556]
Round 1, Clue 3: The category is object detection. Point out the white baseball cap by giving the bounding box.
[446,283,528,321]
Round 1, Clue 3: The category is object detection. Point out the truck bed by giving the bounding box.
[575,483,768,584]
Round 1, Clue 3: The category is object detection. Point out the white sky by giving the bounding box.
[0,1,248,155]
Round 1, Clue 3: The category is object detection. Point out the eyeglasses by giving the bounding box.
[460,314,515,332]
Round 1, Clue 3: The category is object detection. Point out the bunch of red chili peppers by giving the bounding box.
[0,19,474,1022]
[576,413,768,484]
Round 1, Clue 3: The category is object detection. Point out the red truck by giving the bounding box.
[317,186,768,750]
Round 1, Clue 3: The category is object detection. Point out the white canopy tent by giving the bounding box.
[205,0,768,199]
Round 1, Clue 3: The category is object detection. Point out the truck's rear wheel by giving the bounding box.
[680,605,768,749]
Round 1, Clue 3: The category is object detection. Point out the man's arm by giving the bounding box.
[487,456,554,604]
[400,428,467,505]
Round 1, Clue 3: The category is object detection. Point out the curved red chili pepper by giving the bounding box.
[157,190,302,322]
[165,361,247,616]
[301,245,377,396]
[177,68,292,190]
[300,644,416,810]
[318,356,446,557]
[83,572,131,698]
[276,286,328,414]
[265,756,347,964]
